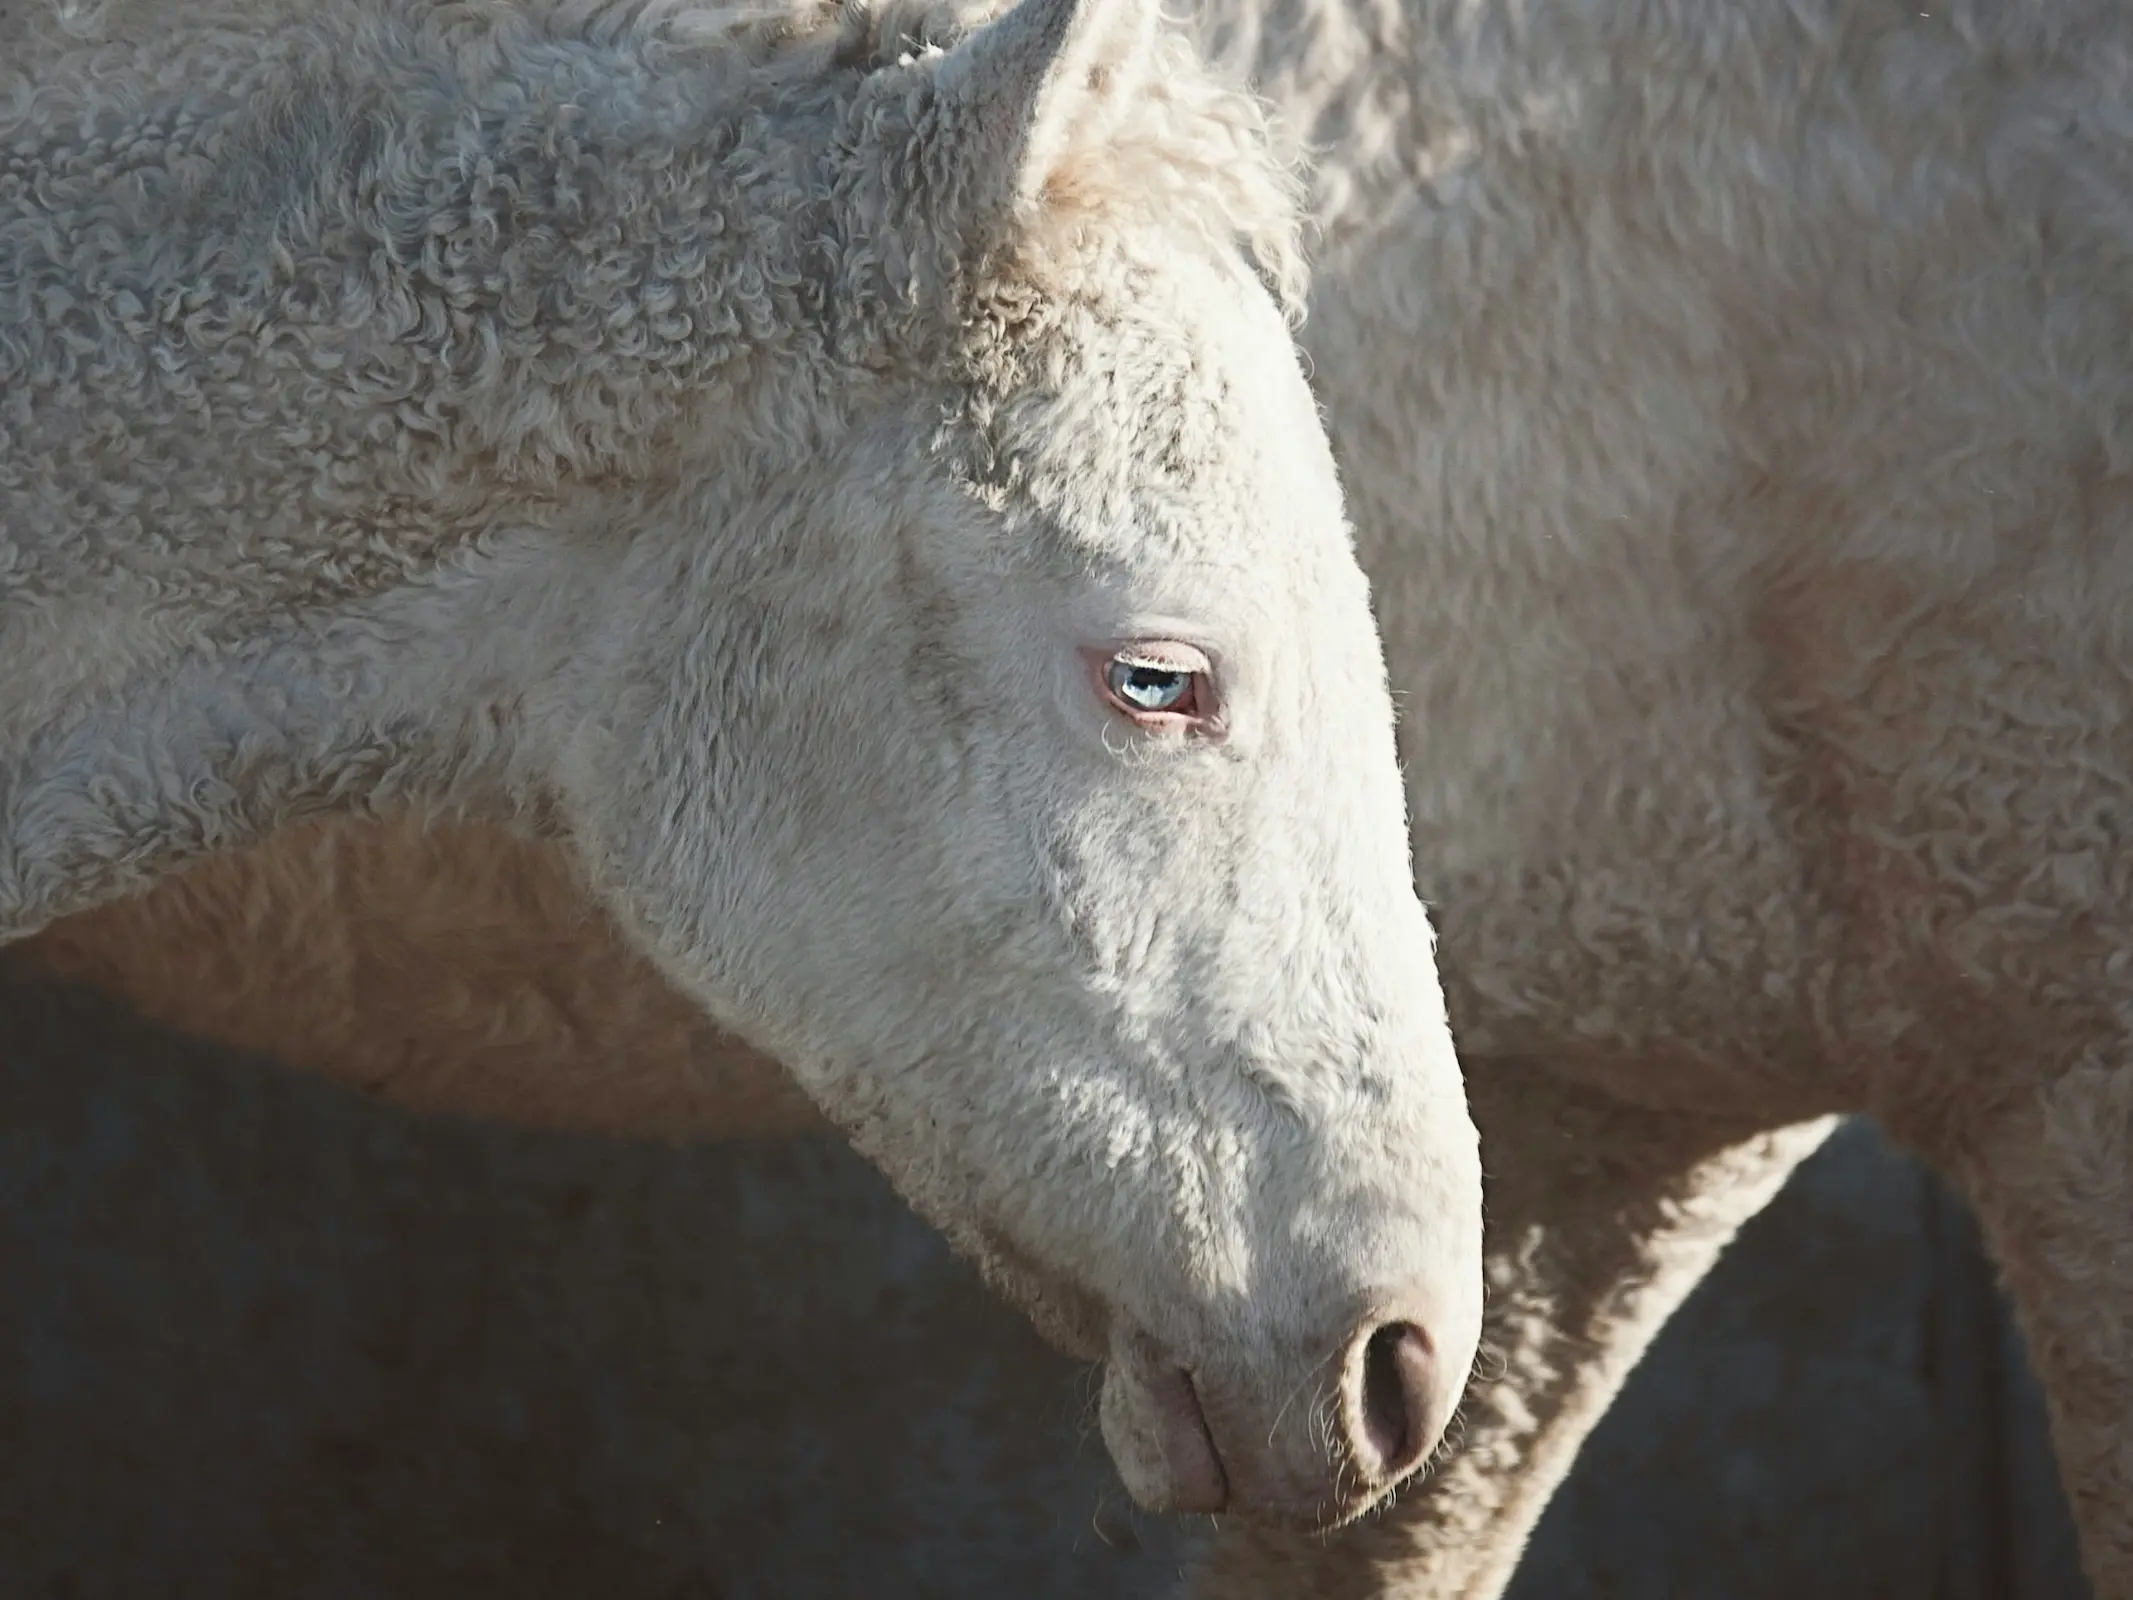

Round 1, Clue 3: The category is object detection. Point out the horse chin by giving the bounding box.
[969,1233,1111,1362]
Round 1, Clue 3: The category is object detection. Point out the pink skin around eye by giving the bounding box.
[1082,642,1222,736]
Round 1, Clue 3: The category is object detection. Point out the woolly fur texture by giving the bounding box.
[1,0,1489,1532]
[26,0,2133,1590]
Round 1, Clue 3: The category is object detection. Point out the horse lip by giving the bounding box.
[1152,1360,1230,1514]
[1105,1326,1231,1514]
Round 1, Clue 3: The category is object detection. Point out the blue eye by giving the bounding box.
[1106,656,1197,715]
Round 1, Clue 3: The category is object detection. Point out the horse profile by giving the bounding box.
[0,0,1486,1524]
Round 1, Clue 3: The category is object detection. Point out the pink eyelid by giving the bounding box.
[1081,642,1223,734]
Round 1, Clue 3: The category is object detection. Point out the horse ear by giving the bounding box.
[920,0,1160,224]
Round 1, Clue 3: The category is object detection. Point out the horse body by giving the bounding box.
[21,0,2133,1590]
[1214,0,2133,1590]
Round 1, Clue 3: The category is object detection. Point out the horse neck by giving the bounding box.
[0,538,578,945]
[353,34,842,473]
[1,9,845,640]
[0,4,847,939]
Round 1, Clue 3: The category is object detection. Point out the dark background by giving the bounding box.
[0,974,2092,1598]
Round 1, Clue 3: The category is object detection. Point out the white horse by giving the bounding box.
[28,0,2133,1593]
[0,0,1488,1528]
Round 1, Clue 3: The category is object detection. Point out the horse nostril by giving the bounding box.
[1355,1320,1434,1482]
